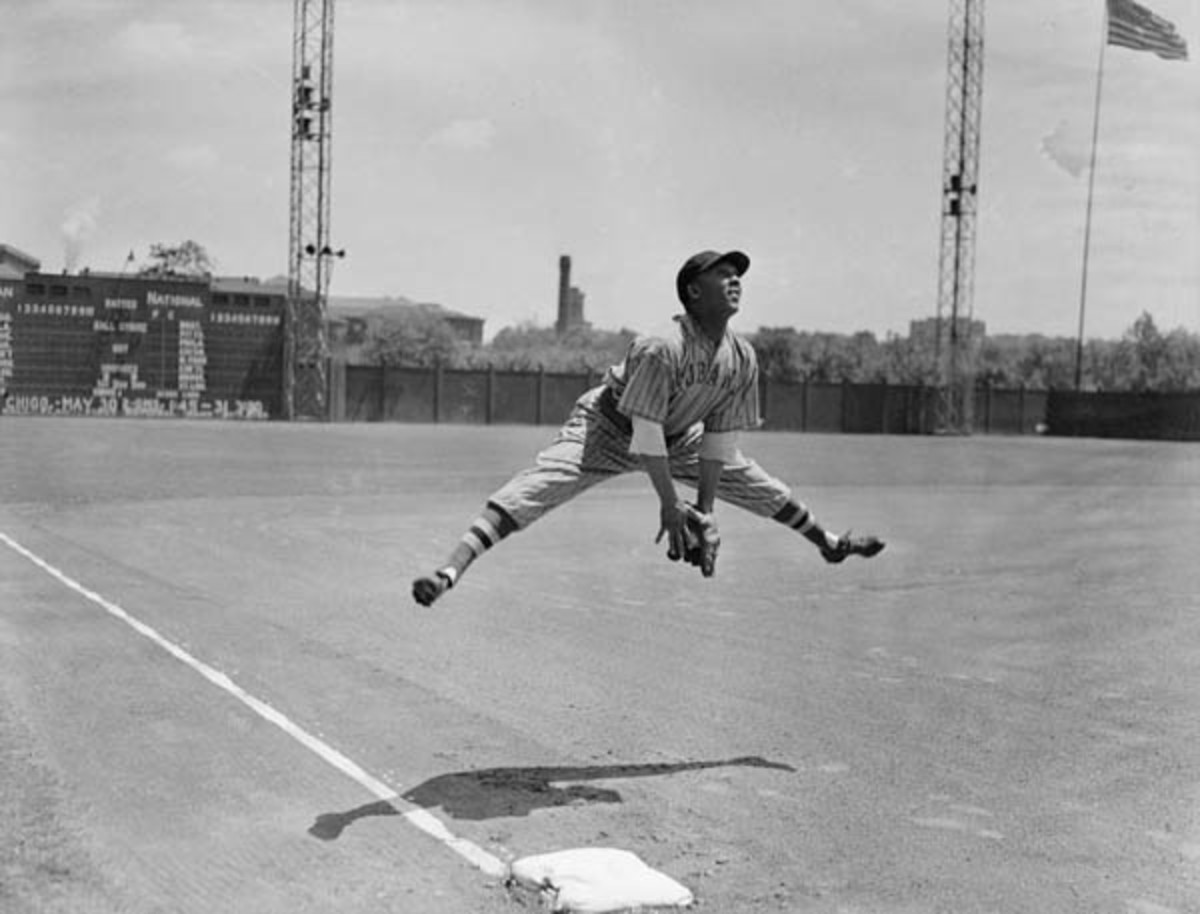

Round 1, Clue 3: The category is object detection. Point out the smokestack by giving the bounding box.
[556,254,571,335]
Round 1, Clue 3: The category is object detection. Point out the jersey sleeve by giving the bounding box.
[703,342,761,433]
[615,338,673,423]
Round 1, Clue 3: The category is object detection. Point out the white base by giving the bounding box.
[509,847,694,913]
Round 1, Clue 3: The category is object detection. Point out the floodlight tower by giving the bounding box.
[285,0,338,420]
[934,0,984,434]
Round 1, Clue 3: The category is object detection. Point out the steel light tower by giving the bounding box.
[934,0,984,434]
[285,0,337,420]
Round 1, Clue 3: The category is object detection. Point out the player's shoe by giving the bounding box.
[412,571,453,606]
[820,532,885,564]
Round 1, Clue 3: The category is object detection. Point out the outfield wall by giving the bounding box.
[1046,390,1200,441]
[334,363,1067,435]
[336,364,597,425]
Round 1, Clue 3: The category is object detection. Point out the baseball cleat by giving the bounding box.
[412,572,452,606]
[820,532,885,564]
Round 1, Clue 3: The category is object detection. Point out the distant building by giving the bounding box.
[231,277,485,346]
[439,311,486,345]
[211,275,289,310]
[909,315,986,348]
[0,244,40,280]
[326,294,485,347]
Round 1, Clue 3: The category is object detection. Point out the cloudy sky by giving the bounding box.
[3,0,1196,340]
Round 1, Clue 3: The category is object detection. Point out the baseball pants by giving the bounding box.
[487,386,794,530]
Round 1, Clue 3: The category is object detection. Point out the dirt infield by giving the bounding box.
[2,418,1197,913]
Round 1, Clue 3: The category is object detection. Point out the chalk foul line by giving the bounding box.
[0,530,508,879]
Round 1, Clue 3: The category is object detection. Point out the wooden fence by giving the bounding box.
[331,363,1057,435]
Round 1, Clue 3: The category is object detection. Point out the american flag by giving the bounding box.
[1107,0,1189,60]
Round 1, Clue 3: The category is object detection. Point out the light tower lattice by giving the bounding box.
[285,0,337,420]
[934,0,984,434]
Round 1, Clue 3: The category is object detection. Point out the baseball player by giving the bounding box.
[412,249,884,606]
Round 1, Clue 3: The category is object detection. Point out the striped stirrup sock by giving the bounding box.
[772,500,816,535]
[437,502,518,585]
[460,513,510,562]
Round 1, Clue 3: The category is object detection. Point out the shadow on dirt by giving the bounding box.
[308,755,794,839]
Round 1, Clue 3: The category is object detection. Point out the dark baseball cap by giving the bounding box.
[675,249,750,305]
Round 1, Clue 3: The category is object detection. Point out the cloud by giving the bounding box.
[1040,119,1092,178]
[425,118,496,151]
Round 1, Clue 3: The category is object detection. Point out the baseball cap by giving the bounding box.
[675,250,750,305]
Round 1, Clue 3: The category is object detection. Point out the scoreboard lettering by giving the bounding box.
[146,290,203,309]
[21,302,94,318]
[3,394,269,419]
[0,274,284,419]
[0,311,13,395]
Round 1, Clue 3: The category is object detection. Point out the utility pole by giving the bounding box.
[934,0,984,434]
[285,0,339,420]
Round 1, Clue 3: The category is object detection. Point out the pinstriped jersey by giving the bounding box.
[604,314,761,437]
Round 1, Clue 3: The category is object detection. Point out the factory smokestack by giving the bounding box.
[555,254,588,336]
[556,255,571,335]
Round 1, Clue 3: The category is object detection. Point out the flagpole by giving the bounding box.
[1074,2,1111,391]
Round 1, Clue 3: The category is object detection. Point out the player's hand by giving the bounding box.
[655,499,691,561]
[682,506,720,578]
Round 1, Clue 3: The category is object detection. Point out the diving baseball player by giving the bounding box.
[412,249,884,606]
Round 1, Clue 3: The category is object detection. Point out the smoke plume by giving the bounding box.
[61,197,100,272]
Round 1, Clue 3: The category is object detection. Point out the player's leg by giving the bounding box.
[412,457,620,605]
[412,397,635,606]
[668,443,884,563]
[771,497,885,563]
[412,501,518,606]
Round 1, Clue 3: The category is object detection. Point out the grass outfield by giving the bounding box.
[1,418,1198,914]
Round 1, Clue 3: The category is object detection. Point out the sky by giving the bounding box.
[3,0,1197,341]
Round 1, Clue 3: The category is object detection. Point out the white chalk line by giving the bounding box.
[0,530,508,879]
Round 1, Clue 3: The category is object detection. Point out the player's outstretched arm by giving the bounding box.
[686,443,728,577]
[629,415,690,560]
[641,453,690,560]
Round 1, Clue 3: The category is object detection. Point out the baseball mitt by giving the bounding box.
[680,504,720,578]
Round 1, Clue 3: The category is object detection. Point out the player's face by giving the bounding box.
[689,261,743,320]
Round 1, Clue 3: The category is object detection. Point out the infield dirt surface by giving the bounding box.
[1,418,1197,913]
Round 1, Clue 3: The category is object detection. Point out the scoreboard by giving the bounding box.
[0,273,284,419]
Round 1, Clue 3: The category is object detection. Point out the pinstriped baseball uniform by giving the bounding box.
[609,314,760,435]
[488,313,793,529]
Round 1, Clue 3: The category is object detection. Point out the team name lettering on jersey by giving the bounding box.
[606,314,761,436]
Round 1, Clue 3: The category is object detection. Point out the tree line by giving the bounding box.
[356,310,1199,393]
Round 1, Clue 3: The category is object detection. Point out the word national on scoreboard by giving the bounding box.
[0,271,285,420]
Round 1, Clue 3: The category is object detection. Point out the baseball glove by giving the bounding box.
[680,504,720,578]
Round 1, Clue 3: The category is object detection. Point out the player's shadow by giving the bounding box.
[308,755,794,840]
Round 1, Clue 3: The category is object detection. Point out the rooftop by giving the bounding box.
[0,243,41,269]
